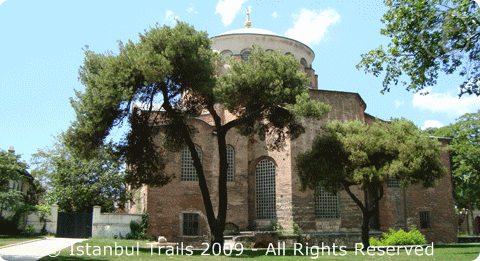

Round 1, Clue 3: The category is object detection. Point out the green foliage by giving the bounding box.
[65,22,216,189]
[370,226,426,246]
[296,118,446,247]
[269,221,283,233]
[216,45,330,150]
[126,213,150,240]
[24,225,35,236]
[35,205,50,235]
[31,135,129,213]
[297,118,446,193]
[292,221,303,235]
[357,0,480,96]
[434,110,480,210]
[65,21,330,246]
[0,149,29,213]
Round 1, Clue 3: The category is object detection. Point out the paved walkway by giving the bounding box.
[0,238,85,261]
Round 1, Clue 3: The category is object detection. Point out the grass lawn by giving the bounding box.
[38,238,480,261]
[0,234,44,247]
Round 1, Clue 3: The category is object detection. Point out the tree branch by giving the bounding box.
[341,180,366,213]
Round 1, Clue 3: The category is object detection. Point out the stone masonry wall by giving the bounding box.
[378,139,456,243]
[290,89,367,233]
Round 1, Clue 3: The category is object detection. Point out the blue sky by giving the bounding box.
[1,0,479,165]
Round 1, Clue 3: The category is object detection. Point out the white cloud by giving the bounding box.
[394,100,404,108]
[421,120,444,130]
[215,0,247,26]
[272,12,278,18]
[187,4,198,14]
[0,0,7,6]
[165,10,178,24]
[412,87,480,115]
[285,8,340,46]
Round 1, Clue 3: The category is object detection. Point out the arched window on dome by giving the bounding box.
[181,145,202,182]
[255,159,276,219]
[300,58,307,67]
[220,50,233,58]
[241,49,252,62]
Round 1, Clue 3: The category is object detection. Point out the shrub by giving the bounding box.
[126,213,150,240]
[370,226,426,246]
[24,225,35,236]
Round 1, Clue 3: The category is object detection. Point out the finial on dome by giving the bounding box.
[245,8,251,28]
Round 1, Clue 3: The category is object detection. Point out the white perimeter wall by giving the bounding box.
[92,206,142,238]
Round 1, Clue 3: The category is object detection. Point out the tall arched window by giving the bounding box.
[181,146,202,182]
[255,159,276,219]
[315,186,339,219]
[226,145,235,182]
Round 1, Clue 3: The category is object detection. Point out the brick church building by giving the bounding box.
[128,15,457,245]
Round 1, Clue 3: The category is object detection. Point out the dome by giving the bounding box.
[218,27,280,37]
[211,9,315,67]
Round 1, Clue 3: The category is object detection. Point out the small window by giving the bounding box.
[220,50,233,63]
[226,146,235,182]
[220,50,233,57]
[315,187,339,219]
[387,176,400,188]
[419,211,430,229]
[300,58,307,67]
[181,146,202,182]
[183,213,199,236]
[241,50,252,62]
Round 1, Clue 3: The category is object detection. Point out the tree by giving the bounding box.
[435,110,480,212]
[357,0,480,96]
[296,118,446,248]
[31,136,128,213]
[0,149,28,216]
[65,22,330,247]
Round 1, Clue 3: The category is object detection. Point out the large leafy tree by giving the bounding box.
[0,149,28,216]
[357,0,480,96]
[31,136,128,213]
[65,22,330,247]
[435,110,480,212]
[296,119,446,248]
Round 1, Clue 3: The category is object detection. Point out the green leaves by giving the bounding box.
[0,150,29,212]
[217,46,330,149]
[296,118,446,192]
[358,0,480,96]
[434,110,480,209]
[31,135,128,213]
[66,22,217,187]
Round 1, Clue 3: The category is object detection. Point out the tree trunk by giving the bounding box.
[210,227,225,252]
[361,211,373,248]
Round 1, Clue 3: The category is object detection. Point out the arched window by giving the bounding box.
[220,50,233,57]
[315,186,339,219]
[300,58,307,67]
[255,159,276,219]
[241,49,252,62]
[226,145,235,182]
[181,146,202,182]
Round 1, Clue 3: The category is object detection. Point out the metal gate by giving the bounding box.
[56,212,92,238]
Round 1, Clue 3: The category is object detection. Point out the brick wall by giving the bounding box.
[136,88,456,244]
